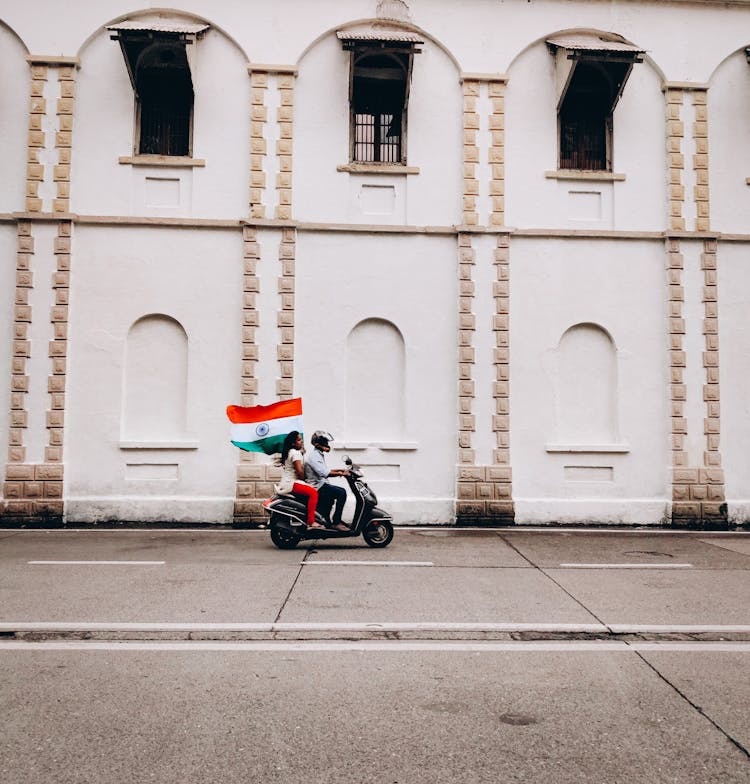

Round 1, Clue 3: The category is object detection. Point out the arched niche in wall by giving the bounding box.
[346,318,405,442]
[553,322,620,446]
[122,314,188,441]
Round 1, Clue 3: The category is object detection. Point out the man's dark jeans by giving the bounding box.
[316,483,347,525]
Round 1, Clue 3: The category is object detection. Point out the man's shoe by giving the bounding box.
[333,522,350,532]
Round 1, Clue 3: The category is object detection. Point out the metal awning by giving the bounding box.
[108,19,207,94]
[546,33,644,55]
[337,24,423,45]
[548,34,644,114]
[107,20,209,36]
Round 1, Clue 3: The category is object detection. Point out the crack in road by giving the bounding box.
[634,650,750,762]
[497,533,611,630]
[273,547,314,625]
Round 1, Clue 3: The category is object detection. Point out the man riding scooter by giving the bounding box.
[304,431,350,531]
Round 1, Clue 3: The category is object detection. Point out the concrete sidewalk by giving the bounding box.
[1,527,749,640]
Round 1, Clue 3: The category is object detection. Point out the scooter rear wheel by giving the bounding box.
[270,519,302,549]
[362,519,394,548]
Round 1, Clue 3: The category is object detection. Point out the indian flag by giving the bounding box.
[226,398,303,455]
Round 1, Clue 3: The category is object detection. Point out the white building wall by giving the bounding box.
[717,242,750,520]
[1,0,749,527]
[0,22,29,213]
[294,30,462,227]
[0,227,17,483]
[509,239,670,524]
[709,49,750,235]
[294,231,457,523]
[73,23,250,219]
[65,226,242,522]
[505,34,666,232]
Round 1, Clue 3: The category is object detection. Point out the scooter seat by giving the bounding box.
[273,493,307,512]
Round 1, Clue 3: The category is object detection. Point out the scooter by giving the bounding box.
[263,456,394,549]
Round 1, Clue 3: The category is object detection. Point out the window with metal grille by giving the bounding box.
[352,49,408,163]
[110,27,198,157]
[560,114,610,171]
[347,43,415,164]
[559,62,613,170]
[552,46,642,172]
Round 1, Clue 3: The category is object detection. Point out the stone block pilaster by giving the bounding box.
[26,64,47,213]
[455,233,515,526]
[456,465,514,526]
[276,228,296,400]
[665,87,685,232]
[692,89,710,232]
[275,72,295,220]
[54,64,76,213]
[240,227,260,408]
[249,70,268,219]
[233,463,282,526]
[488,80,506,227]
[7,221,33,469]
[668,239,727,528]
[2,220,70,524]
[233,227,263,524]
[456,233,476,466]
[462,80,480,226]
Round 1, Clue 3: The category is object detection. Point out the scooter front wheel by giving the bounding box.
[362,519,394,548]
[270,519,302,550]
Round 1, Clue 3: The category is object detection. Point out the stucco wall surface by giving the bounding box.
[72,24,250,219]
[717,242,750,518]
[708,49,750,234]
[2,1,750,81]
[0,226,16,485]
[0,21,29,213]
[64,226,242,522]
[1,0,749,528]
[294,29,462,226]
[509,238,670,524]
[293,231,458,523]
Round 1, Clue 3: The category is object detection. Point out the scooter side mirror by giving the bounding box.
[343,456,352,466]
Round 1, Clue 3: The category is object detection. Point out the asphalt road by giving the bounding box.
[1,527,749,782]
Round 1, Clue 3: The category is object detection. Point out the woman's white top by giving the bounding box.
[275,448,306,495]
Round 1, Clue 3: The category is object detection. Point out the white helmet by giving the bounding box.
[311,430,334,449]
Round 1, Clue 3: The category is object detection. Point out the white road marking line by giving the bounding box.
[609,624,750,634]
[629,642,750,652]
[272,622,605,632]
[0,621,608,633]
[558,563,693,569]
[303,560,434,567]
[4,622,749,635]
[27,560,166,566]
[0,641,630,652]
[2,640,750,652]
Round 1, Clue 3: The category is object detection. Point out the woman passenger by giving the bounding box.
[276,431,324,529]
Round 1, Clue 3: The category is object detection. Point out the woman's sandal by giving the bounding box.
[307,522,325,530]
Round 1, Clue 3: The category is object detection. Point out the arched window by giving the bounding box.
[346,318,405,441]
[547,34,644,171]
[123,315,188,440]
[109,21,207,157]
[555,323,619,444]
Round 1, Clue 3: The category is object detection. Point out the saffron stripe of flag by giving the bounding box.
[226,398,303,455]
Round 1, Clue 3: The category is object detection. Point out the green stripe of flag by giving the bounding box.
[231,432,303,455]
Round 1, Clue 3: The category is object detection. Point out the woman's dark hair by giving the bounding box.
[281,431,300,463]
